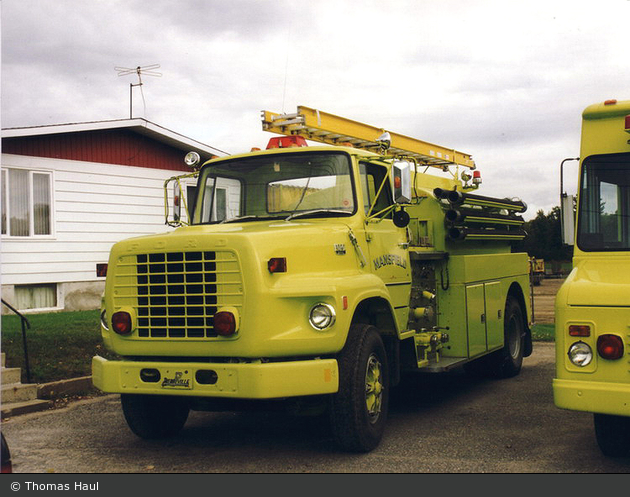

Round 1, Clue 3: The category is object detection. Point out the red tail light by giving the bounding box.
[597,334,624,360]
[112,311,133,335]
[214,311,237,336]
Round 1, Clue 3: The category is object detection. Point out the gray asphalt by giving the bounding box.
[1,343,628,473]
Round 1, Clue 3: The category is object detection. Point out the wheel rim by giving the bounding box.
[507,314,522,360]
[365,353,384,423]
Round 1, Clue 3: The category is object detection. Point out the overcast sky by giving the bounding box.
[2,0,629,219]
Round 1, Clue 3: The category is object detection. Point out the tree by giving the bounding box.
[513,206,572,262]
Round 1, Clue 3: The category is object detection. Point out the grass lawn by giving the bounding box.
[531,323,555,342]
[1,310,556,384]
[1,310,117,383]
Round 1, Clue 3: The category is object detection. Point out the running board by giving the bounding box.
[419,357,469,373]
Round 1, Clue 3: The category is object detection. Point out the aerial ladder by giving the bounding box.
[261,106,476,171]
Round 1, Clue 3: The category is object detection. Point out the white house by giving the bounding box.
[1,119,225,313]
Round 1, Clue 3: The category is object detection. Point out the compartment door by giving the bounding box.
[466,283,487,357]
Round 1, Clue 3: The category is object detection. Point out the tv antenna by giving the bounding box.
[115,64,162,118]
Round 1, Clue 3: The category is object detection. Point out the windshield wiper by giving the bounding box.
[285,209,352,221]
[220,215,284,224]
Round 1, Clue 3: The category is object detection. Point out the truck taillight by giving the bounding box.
[214,311,237,336]
[597,334,624,360]
[112,311,133,335]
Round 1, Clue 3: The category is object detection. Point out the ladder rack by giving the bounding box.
[261,106,476,170]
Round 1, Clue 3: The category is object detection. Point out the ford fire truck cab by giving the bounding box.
[554,99,630,457]
[93,107,532,452]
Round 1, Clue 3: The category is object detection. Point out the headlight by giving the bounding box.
[309,303,336,330]
[568,342,593,367]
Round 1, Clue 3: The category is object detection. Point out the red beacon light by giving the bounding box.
[473,170,482,185]
[266,136,308,149]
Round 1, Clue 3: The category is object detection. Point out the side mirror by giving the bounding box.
[392,160,412,204]
[173,181,182,222]
[561,194,575,245]
[560,157,579,246]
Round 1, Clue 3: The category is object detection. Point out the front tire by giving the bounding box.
[121,394,189,439]
[330,324,389,452]
[594,413,630,457]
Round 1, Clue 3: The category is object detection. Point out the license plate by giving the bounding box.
[161,369,192,389]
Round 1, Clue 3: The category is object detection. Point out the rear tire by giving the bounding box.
[330,324,389,452]
[594,413,630,457]
[493,296,526,378]
[121,394,189,439]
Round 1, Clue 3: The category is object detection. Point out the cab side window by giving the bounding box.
[359,162,393,217]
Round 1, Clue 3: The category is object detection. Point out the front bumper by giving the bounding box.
[553,378,630,417]
[92,355,339,399]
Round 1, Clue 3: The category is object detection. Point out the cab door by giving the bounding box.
[359,161,411,324]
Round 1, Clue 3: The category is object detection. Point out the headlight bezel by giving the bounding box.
[309,303,336,330]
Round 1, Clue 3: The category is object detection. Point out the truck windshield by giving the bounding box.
[577,153,630,251]
[194,152,355,224]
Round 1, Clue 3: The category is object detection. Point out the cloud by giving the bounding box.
[2,0,629,219]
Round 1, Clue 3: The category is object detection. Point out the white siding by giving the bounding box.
[1,154,193,286]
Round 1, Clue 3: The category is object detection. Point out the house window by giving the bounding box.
[15,284,58,310]
[1,168,52,236]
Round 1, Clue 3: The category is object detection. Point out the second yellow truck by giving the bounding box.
[554,99,630,457]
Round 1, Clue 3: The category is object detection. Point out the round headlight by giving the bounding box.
[309,303,336,330]
[568,341,593,367]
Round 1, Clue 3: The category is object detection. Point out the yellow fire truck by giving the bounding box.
[93,106,532,452]
[554,99,630,457]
